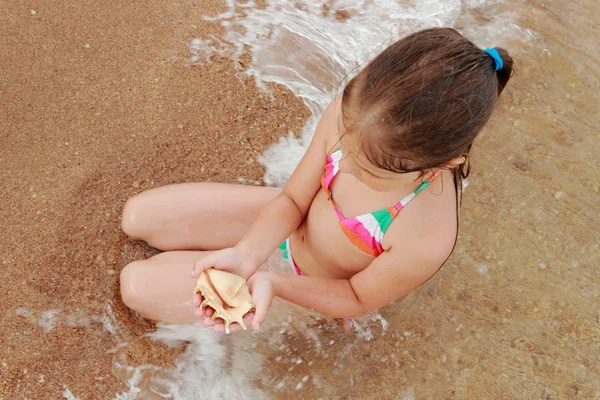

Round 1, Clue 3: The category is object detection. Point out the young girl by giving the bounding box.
[119,28,513,333]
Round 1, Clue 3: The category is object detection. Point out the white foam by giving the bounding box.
[39,310,61,331]
[190,0,518,186]
[113,363,161,400]
[477,264,489,274]
[15,307,61,332]
[402,388,416,400]
[353,311,389,341]
[15,307,33,318]
[114,323,267,400]
[62,387,80,400]
[14,306,119,336]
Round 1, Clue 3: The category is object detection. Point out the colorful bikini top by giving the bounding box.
[321,148,440,257]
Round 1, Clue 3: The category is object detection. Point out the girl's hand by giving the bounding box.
[190,247,258,318]
[190,246,258,280]
[200,271,276,333]
[247,271,275,331]
[191,246,260,319]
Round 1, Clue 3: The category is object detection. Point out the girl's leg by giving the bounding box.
[120,250,211,323]
[122,183,280,251]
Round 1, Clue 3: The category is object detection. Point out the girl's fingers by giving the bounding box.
[192,292,202,308]
[190,257,214,279]
[212,321,245,334]
[242,312,255,328]
[196,305,215,319]
[252,293,273,332]
[203,313,256,333]
[203,316,217,327]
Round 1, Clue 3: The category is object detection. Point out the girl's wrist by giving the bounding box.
[263,271,278,297]
[251,271,279,296]
[234,241,266,272]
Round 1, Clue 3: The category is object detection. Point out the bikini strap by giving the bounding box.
[322,148,343,192]
[394,171,441,211]
[415,171,441,194]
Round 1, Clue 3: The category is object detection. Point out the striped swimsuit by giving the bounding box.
[322,148,440,256]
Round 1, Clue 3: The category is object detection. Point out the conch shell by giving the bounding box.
[194,269,255,334]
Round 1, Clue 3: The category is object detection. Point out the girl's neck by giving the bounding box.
[356,169,434,194]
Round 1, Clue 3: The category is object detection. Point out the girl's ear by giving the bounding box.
[442,156,467,169]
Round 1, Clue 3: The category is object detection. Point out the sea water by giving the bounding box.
[189,0,526,187]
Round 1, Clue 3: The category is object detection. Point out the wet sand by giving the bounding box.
[2,0,599,399]
[1,1,307,398]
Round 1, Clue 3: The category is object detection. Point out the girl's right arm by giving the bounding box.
[191,99,339,279]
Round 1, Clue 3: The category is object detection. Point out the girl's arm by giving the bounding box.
[191,99,339,281]
[257,231,455,320]
[235,101,338,267]
[201,232,451,332]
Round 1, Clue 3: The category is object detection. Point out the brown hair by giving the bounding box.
[341,27,514,200]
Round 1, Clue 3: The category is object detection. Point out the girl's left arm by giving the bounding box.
[203,235,452,332]
[265,247,443,319]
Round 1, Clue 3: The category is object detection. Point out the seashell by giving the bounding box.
[194,269,255,334]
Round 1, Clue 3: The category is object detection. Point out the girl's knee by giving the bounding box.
[121,195,145,240]
[120,262,145,311]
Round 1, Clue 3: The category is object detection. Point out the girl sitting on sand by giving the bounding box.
[119,28,513,333]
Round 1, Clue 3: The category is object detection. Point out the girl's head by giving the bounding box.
[341,27,514,186]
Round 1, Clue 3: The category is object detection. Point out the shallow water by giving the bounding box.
[3,0,599,398]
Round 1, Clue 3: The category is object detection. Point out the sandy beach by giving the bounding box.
[2,0,599,399]
[1,1,306,397]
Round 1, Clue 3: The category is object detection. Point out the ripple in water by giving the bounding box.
[189,0,523,187]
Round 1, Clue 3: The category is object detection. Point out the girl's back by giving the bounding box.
[291,98,458,281]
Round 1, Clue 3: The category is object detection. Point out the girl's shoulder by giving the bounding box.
[320,97,344,153]
[384,172,459,269]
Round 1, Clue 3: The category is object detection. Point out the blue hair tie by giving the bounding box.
[483,48,503,71]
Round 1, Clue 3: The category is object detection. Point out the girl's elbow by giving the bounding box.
[346,305,371,319]
[344,281,370,318]
[332,301,369,319]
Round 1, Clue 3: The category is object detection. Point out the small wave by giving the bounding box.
[189,0,521,186]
